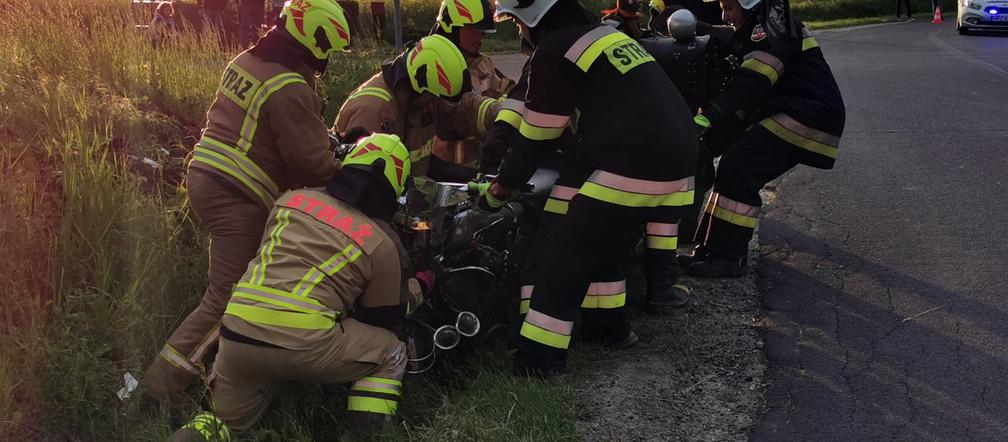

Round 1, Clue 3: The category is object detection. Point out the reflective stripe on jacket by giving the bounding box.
[190,52,340,209]
[222,188,407,349]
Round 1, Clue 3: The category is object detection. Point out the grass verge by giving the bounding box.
[0,0,578,440]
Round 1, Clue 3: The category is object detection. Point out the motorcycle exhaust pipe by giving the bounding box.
[455,311,481,338]
[405,333,436,374]
[433,325,461,350]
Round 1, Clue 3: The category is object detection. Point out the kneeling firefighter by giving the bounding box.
[333,34,501,183]
[143,0,351,406]
[482,0,700,376]
[688,0,845,277]
[171,134,424,440]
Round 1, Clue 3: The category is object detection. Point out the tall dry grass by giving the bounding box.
[0,0,580,440]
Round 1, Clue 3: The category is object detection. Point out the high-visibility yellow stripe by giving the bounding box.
[217,63,261,111]
[477,98,495,133]
[519,299,530,314]
[581,292,626,309]
[802,37,819,51]
[543,198,570,215]
[237,282,326,302]
[198,136,279,195]
[348,86,392,102]
[740,58,780,85]
[293,244,362,297]
[347,396,398,415]
[518,122,565,141]
[362,376,402,386]
[236,74,307,153]
[250,209,291,285]
[224,303,335,330]
[579,182,694,208]
[352,386,401,396]
[707,206,759,228]
[191,149,275,208]
[159,344,199,375]
[759,118,839,159]
[231,291,335,318]
[647,235,678,250]
[519,321,571,349]
[496,108,522,129]
[575,32,629,72]
[410,140,434,162]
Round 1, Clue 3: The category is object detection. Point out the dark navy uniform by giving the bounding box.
[693,2,845,268]
[495,22,699,373]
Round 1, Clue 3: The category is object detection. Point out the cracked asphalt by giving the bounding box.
[752,21,1008,440]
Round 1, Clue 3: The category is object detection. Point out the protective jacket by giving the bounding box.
[332,59,500,178]
[495,23,698,190]
[222,188,419,350]
[190,50,339,210]
[706,2,845,169]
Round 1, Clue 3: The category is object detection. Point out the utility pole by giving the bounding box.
[393,0,403,52]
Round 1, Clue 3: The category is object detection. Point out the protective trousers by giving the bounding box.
[143,170,268,406]
[516,169,694,373]
[519,161,629,346]
[208,319,406,433]
[694,125,800,258]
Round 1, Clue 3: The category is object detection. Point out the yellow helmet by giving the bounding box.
[405,35,471,101]
[341,134,412,197]
[436,0,496,33]
[282,0,351,60]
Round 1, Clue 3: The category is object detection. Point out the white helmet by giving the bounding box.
[703,0,761,8]
[495,0,560,28]
[666,9,696,40]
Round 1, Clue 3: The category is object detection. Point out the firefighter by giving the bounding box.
[482,0,699,376]
[687,0,845,277]
[142,0,351,407]
[332,34,500,183]
[430,0,516,168]
[600,0,647,39]
[170,134,422,440]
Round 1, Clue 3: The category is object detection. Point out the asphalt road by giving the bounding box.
[752,21,1008,441]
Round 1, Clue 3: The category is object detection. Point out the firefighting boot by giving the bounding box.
[646,252,689,308]
[687,252,746,278]
[350,411,395,436]
[676,245,710,268]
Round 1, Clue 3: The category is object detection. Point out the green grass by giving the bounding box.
[0,0,579,440]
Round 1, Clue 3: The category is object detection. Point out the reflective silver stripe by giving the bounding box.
[549,185,579,201]
[352,379,401,394]
[588,170,694,195]
[768,114,840,147]
[563,25,618,64]
[500,98,526,113]
[159,344,199,375]
[523,109,570,129]
[525,308,574,335]
[646,222,678,236]
[521,285,534,300]
[713,194,759,217]
[743,51,785,75]
[236,73,308,153]
[587,280,626,295]
[234,284,337,316]
[190,325,220,364]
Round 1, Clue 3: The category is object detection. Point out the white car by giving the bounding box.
[958,0,1008,34]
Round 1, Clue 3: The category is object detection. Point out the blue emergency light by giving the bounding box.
[989,8,999,14]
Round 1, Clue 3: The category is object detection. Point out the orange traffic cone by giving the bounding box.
[932,5,943,23]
